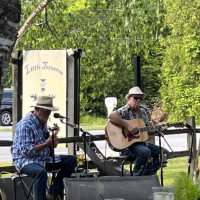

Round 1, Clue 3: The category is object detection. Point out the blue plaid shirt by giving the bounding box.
[12,112,61,172]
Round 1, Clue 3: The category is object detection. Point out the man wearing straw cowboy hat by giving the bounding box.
[12,96,77,200]
[109,86,169,176]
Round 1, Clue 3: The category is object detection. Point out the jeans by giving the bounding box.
[122,142,169,176]
[21,155,77,200]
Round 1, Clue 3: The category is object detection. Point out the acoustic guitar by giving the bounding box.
[105,118,184,152]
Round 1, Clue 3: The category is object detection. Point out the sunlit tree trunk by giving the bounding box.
[15,0,53,49]
[0,0,21,98]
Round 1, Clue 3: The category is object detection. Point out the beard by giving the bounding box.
[39,116,48,124]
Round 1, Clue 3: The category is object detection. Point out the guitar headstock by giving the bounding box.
[53,123,60,135]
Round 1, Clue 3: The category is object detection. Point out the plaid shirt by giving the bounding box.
[116,104,151,126]
[12,112,61,172]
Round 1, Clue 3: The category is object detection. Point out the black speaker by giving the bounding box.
[63,175,160,200]
[0,175,33,200]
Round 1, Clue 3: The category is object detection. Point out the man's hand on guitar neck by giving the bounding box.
[156,125,168,133]
[148,125,168,136]
[161,125,168,132]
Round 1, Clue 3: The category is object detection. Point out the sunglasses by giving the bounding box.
[42,108,51,112]
[133,96,143,101]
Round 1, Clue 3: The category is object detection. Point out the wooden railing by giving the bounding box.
[0,116,199,179]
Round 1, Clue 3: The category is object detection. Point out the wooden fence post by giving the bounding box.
[186,116,196,179]
[12,51,22,140]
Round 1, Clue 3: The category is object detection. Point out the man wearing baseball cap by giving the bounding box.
[12,96,77,200]
[109,86,169,176]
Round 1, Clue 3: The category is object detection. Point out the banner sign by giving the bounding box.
[22,50,67,136]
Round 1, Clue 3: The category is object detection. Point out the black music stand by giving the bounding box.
[48,124,58,200]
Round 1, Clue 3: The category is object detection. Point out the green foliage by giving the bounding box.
[4,64,12,88]
[160,156,188,186]
[15,0,200,122]
[80,114,108,130]
[17,0,165,117]
[159,0,200,124]
[80,114,107,125]
[173,172,200,200]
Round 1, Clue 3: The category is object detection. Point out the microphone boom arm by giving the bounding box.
[60,119,99,138]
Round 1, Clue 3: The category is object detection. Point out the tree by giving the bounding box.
[15,0,165,117]
[0,0,54,103]
[8,0,200,123]
[65,0,166,116]
[14,0,53,49]
[159,0,200,123]
[0,0,21,98]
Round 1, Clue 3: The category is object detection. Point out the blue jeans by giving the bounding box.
[122,142,169,176]
[21,155,77,200]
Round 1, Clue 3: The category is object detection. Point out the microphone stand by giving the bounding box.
[59,118,98,177]
[156,129,164,186]
[48,124,58,200]
[152,120,174,186]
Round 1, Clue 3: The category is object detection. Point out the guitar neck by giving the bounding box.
[139,122,183,133]
[139,126,155,133]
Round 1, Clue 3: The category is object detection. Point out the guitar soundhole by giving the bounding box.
[122,127,140,141]
[128,135,140,142]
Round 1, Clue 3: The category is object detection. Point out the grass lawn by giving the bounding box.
[0,128,12,132]
[80,124,106,130]
[122,157,188,186]
[157,156,188,186]
[0,162,12,167]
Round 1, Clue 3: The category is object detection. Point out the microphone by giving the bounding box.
[54,113,69,120]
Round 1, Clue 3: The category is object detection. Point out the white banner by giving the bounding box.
[22,50,67,137]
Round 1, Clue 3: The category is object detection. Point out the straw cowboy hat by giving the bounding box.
[30,96,59,111]
[125,86,144,100]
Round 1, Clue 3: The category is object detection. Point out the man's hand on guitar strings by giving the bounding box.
[127,124,139,135]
